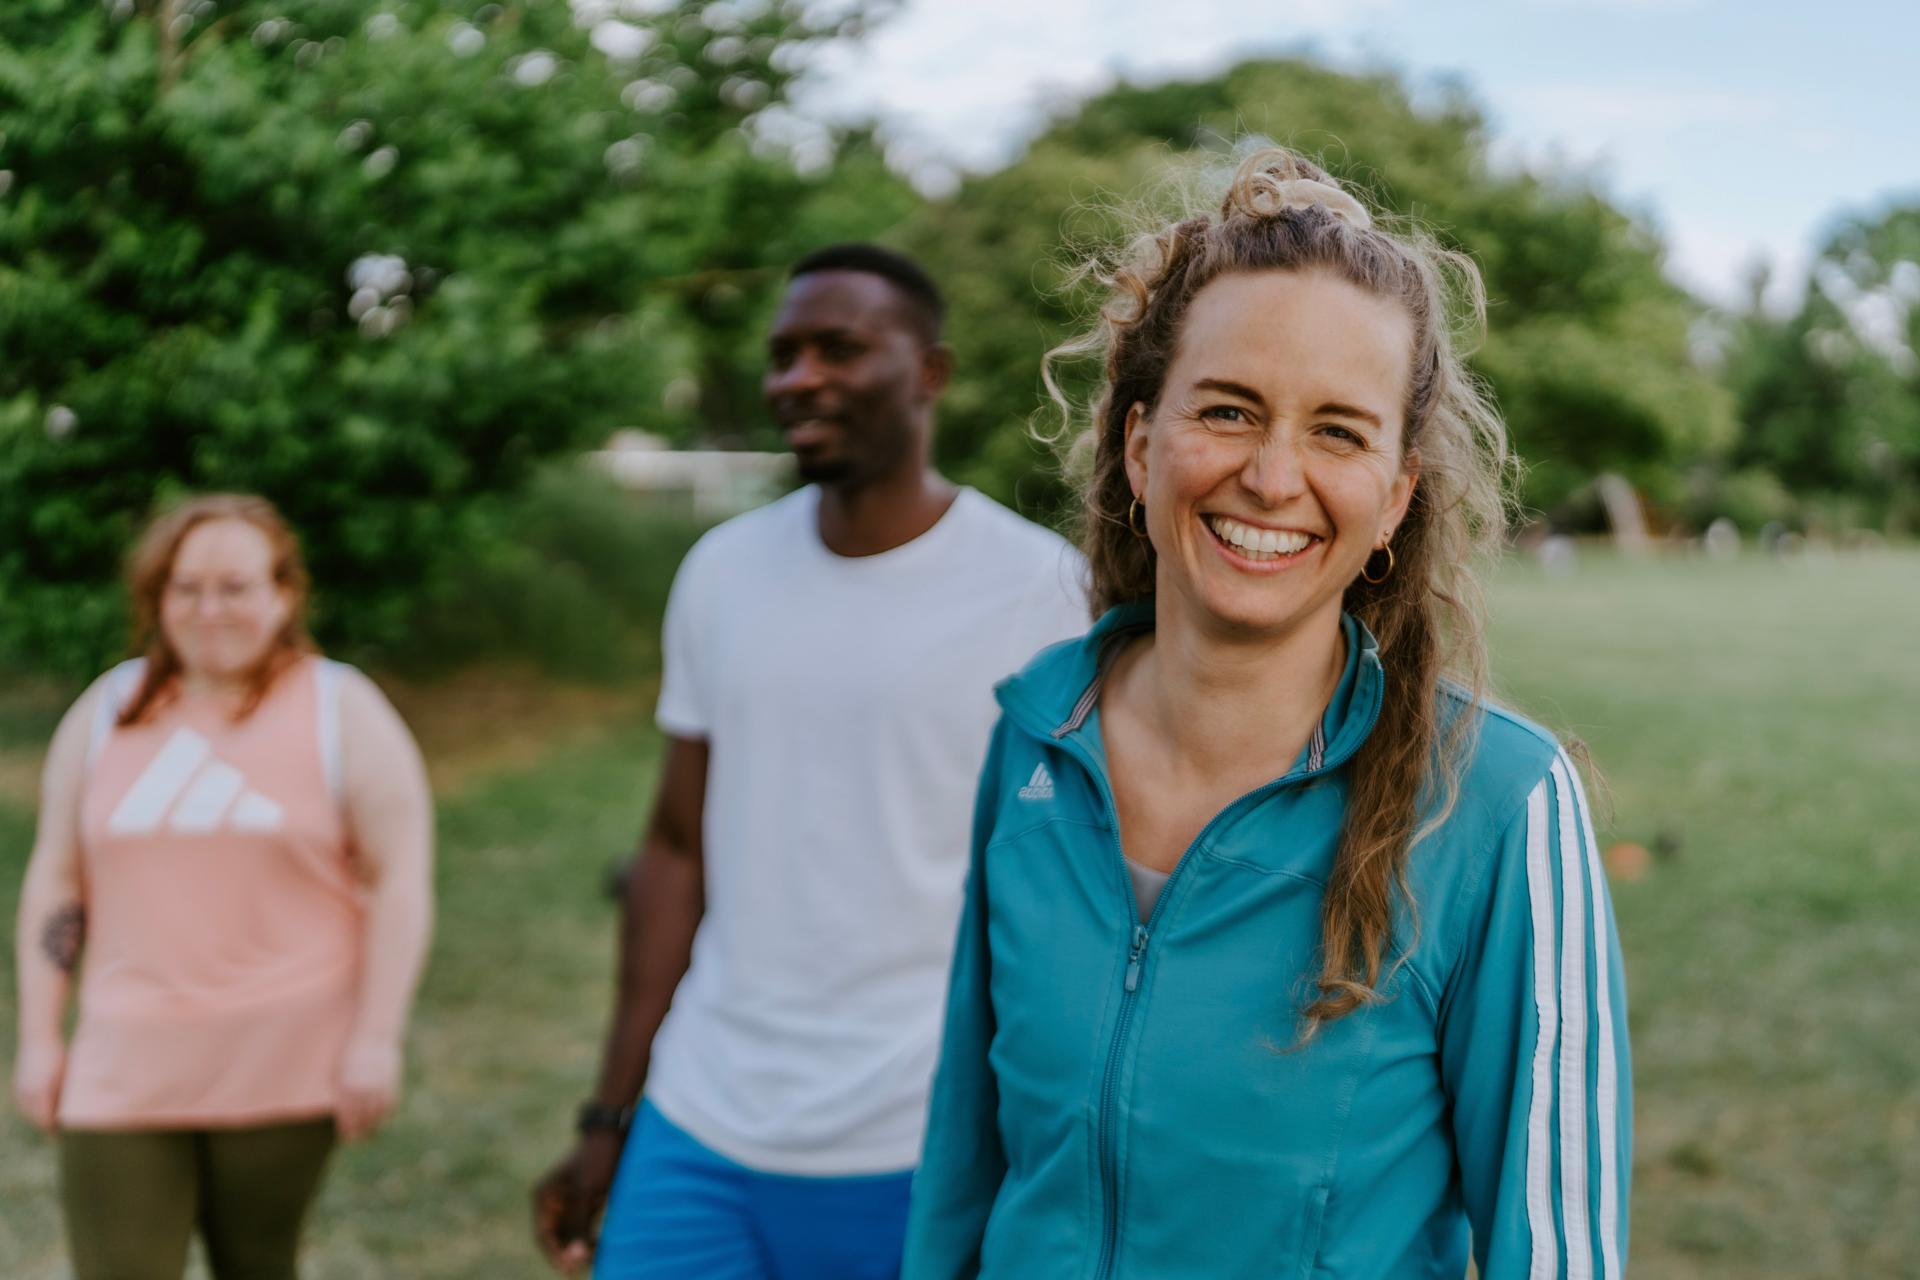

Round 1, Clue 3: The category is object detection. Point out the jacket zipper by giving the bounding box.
[1009,632,1366,1280]
[1049,721,1333,1280]
[1096,920,1150,1278]
[1042,726,1147,1280]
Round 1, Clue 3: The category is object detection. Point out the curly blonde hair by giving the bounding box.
[1046,146,1516,1034]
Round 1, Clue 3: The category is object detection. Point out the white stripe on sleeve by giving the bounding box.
[1523,779,1560,1280]
[1551,757,1595,1278]
[1564,753,1624,1280]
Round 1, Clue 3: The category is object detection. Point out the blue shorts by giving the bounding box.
[595,1100,913,1280]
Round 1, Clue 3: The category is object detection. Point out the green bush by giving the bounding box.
[0,0,908,678]
[1678,466,1798,535]
[381,464,714,682]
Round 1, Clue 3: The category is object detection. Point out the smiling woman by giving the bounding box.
[903,148,1630,1280]
[10,494,435,1280]
[1121,270,1418,636]
[1053,147,1516,1034]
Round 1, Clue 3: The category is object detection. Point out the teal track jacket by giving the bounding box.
[903,604,1631,1279]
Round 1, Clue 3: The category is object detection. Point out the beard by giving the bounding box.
[784,407,917,490]
[793,449,857,485]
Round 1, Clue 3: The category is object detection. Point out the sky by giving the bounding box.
[794,0,1919,314]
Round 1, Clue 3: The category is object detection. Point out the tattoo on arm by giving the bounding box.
[40,904,85,974]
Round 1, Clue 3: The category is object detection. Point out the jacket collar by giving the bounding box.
[996,601,1385,779]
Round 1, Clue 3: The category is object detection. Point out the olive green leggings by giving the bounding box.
[59,1118,336,1280]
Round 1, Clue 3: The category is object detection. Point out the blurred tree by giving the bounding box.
[896,58,1734,521]
[0,0,914,671]
[1723,205,1920,533]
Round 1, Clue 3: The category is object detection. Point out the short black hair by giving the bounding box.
[790,243,945,343]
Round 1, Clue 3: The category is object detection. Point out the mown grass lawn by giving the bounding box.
[1489,550,1920,1278]
[2,549,1916,1277]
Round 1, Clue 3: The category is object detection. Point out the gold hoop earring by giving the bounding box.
[1360,543,1394,585]
[1127,497,1149,540]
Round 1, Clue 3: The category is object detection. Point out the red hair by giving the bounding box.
[118,494,316,726]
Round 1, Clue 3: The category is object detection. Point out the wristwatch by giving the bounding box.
[576,1101,633,1138]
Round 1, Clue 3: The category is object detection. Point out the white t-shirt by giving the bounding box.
[645,485,1089,1176]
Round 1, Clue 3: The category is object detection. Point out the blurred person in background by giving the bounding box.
[904,149,1631,1280]
[531,244,1087,1279]
[11,494,434,1280]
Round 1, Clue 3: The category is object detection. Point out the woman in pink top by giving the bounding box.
[11,494,434,1280]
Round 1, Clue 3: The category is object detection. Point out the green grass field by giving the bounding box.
[2,550,1916,1277]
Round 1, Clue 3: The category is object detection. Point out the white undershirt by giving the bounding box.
[1125,855,1172,921]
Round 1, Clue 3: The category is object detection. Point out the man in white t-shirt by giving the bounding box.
[533,244,1087,1279]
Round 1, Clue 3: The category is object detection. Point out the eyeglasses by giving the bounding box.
[163,579,275,608]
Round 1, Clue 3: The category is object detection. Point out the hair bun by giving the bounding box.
[1223,151,1373,230]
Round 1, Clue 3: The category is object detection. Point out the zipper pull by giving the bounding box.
[1124,924,1150,993]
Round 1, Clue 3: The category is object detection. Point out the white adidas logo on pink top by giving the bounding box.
[105,727,286,835]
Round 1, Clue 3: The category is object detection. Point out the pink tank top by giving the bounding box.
[61,655,364,1129]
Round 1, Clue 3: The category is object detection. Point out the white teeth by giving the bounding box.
[1207,516,1313,559]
